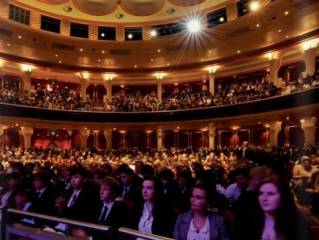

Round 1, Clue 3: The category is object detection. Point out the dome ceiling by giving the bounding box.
[12,0,226,23]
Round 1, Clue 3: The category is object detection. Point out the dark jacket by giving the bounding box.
[174,211,229,240]
[129,200,176,238]
[63,187,99,222]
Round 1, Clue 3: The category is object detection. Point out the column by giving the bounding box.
[80,78,88,101]
[301,117,316,146]
[80,129,89,149]
[269,58,282,87]
[157,82,162,102]
[104,129,113,151]
[22,71,32,92]
[302,48,317,75]
[143,26,151,41]
[0,124,4,149]
[21,126,33,149]
[157,129,163,151]
[208,124,216,149]
[226,1,238,22]
[269,121,282,147]
[208,73,215,95]
[117,25,125,41]
[104,81,112,101]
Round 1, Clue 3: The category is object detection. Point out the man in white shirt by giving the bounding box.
[225,167,250,208]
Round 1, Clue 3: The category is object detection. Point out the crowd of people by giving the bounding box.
[0,71,319,112]
[0,145,318,239]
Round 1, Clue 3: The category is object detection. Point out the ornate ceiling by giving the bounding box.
[12,0,226,23]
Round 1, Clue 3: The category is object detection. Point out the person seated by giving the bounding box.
[129,177,176,239]
[238,174,312,240]
[54,166,99,232]
[174,183,229,240]
[31,171,56,216]
[95,177,127,239]
[293,155,318,204]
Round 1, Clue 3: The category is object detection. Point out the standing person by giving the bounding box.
[239,174,312,240]
[129,177,175,239]
[174,183,229,240]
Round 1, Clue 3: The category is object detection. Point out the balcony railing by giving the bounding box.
[0,207,173,240]
[0,87,319,122]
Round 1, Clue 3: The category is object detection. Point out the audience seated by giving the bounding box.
[1,145,318,239]
[1,70,318,113]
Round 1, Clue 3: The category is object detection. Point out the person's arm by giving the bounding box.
[173,215,182,240]
[217,216,230,240]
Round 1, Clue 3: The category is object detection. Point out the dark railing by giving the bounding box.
[0,87,319,122]
[0,207,173,240]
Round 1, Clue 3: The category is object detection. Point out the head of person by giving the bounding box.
[32,171,50,191]
[248,166,274,191]
[134,161,144,175]
[3,173,20,191]
[93,169,106,186]
[158,168,174,188]
[190,183,212,214]
[117,165,134,187]
[70,166,87,190]
[300,156,311,170]
[142,176,161,203]
[256,174,299,238]
[234,167,250,190]
[14,190,31,210]
[100,177,120,203]
[258,174,296,218]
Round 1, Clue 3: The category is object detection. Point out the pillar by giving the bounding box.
[302,48,317,75]
[80,129,89,149]
[21,126,33,149]
[80,78,88,101]
[22,71,32,92]
[208,124,216,149]
[104,129,113,151]
[301,117,316,146]
[157,129,163,151]
[157,82,162,102]
[143,26,151,41]
[269,58,282,87]
[208,73,215,95]
[0,124,4,149]
[117,25,125,41]
[269,121,282,147]
[226,1,238,22]
[104,81,112,101]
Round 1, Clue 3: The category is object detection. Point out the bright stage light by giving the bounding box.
[249,1,260,12]
[186,18,201,33]
[150,30,157,37]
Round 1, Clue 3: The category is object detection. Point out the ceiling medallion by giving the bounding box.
[166,8,176,15]
[115,13,124,19]
[63,6,73,12]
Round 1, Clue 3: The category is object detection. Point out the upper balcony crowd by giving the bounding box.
[0,70,319,113]
[0,145,318,239]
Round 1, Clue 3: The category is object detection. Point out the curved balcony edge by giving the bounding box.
[0,88,319,123]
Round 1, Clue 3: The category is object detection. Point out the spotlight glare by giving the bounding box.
[128,33,133,39]
[150,30,157,37]
[187,18,201,33]
[249,1,260,12]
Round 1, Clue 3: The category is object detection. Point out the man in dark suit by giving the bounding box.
[95,177,127,240]
[55,166,99,224]
[31,171,56,216]
[117,165,141,209]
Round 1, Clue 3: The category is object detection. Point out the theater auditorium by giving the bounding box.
[0,0,319,239]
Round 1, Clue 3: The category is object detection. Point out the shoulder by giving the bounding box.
[176,211,192,223]
[208,212,225,225]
